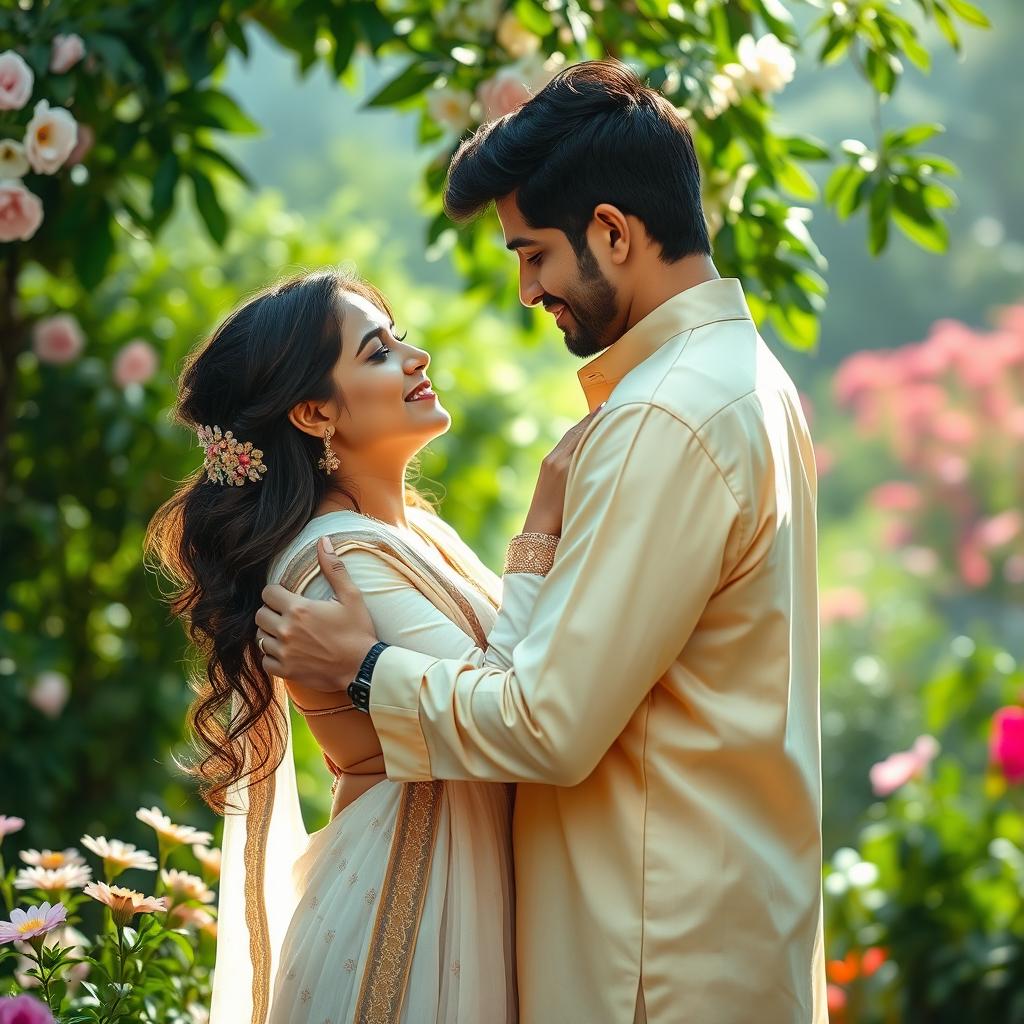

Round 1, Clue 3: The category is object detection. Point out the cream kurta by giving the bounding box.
[370,279,828,1023]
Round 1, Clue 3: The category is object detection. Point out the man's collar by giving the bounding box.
[577,278,751,411]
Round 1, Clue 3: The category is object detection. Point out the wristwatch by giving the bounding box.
[347,641,390,713]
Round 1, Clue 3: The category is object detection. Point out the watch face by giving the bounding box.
[347,679,371,712]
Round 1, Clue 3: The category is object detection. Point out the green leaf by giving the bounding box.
[884,123,944,151]
[777,159,819,202]
[868,178,892,255]
[783,135,830,162]
[892,206,948,252]
[933,3,962,52]
[328,8,358,77]
[177,88,260,134]
[151,153,180,221]
[164,928,197,964]
[73,203,116,289]
[514,0,555,35]
[193,145,253,187]
[223,19,250,58]
[352,2,396,52]
[819,24,851,63]
[825,163,869,220]
[364,62,441,108]
[946,0,991,27]
[189,169,229,246]
[864,47,899,97]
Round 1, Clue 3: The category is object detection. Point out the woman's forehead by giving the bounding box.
[338,289,389,349]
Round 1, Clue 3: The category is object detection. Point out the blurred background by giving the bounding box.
[1,0,1022,1019]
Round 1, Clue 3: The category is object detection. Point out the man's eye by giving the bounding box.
[526,253,542,266]
[370,345,390,362]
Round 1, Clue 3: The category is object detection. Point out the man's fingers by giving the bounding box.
[261,583,298,613]
[254,606,284,637]
[317,536,355,601]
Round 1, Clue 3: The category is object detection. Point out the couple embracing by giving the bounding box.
[149,60,827,1024]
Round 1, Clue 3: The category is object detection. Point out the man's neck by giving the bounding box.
[621,255,720,334]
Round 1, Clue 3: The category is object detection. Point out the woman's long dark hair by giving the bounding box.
[146,269,396,813]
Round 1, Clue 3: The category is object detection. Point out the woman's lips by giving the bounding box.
[405,380,436,402]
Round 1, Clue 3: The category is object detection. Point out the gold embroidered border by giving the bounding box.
[279,527,489,648]
[353,780,445,1023]
[243,763,275,1024]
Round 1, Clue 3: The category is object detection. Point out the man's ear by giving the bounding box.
[288,400,331,437]
[591,203,631,265]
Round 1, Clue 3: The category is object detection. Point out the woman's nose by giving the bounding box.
[404,345,430,372]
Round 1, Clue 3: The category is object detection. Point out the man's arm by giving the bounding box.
[371,402,746,786]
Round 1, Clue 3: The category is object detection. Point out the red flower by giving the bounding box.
[990,707,1024,784]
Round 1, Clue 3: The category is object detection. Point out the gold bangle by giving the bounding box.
[293,700,357,718]
[504,532,559,576]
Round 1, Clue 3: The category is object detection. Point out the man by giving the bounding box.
[258,61,827,1023]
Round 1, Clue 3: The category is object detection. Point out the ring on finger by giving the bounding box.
[258,635,266,655]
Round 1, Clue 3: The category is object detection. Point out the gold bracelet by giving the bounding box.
[504,532,559,576]
[293,699,357,718]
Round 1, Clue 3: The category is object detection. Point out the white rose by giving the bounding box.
[50,33,86,74]
[29,671,70,718]
[736,33,796,94]
[476,68,532,122]
[703,65,744,118]
[24,99,79,175]
[0,139,30,179]
[0,50,34,111]
[427,86,475,135]
[496,12,541,59]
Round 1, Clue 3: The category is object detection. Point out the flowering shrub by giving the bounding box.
[824,641,1024,1022]
[831,306,1024,599]
[0,807,217,1023]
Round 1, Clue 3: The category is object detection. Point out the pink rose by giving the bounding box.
[28,672,69,719]
[50,34,85,74]
[32,314,84,365]
[0,50,34,111]
[0,181,43,242]
[112,339,159,387]
[477,69,532,121]
[0,994,55,1024]
[990,707,1024,784]
[24,100,79,175]
[974,510,1022,551]
[869,735,939,796]
[68,123,94,165]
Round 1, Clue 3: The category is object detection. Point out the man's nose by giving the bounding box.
[519,275,544,309]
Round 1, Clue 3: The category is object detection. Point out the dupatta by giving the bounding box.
[209,513,498,1024]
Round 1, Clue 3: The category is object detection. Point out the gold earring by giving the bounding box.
[318,425,340,474]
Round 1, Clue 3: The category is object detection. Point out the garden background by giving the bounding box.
[1,0,1022,1021]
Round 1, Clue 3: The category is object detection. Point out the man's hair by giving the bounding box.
[444,60,711,261]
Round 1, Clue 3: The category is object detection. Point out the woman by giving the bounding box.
[146,269,590,1024]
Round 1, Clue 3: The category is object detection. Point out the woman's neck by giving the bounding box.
[318,464,410,529]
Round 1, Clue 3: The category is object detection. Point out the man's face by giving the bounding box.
[496,194,621,359]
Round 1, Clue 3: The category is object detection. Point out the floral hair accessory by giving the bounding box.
[196,425,268,486]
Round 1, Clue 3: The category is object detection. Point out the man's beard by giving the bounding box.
[554,244,619,359]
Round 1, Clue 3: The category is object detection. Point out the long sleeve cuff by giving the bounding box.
[369,645,437,781]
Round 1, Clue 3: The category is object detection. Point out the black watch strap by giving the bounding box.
[347,641,390,714]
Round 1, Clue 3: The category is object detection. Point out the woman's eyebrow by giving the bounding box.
[356,326,387,355]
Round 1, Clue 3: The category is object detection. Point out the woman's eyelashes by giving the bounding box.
[369,344,390,362]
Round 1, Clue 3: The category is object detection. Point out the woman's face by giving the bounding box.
[327,290,451,464]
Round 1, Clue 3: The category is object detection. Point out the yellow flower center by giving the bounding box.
[40,853,65,868]
[38,126,50,144]
[18,916,45,934]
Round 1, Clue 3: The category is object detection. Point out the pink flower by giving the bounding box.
[68,123,94,165]
[27,672,69,718]
[833,349,896,408]
[990,707,1024,784]
[112,339,158,387]
[32,314,84,365]
[826,984,847,1013]
[50,34,85,74]
[0,816,25,840]
[974,510,1022,551]
[477,69,532,121]
[0,994,55,1024]
[0,902,67,946]
[870,481,922,512]
[957,536,991,589]
[24,100,79,175]
[0,51,34,111]
[869,735,940,796]
[931,409,976,447]
[819,587,868,627]
[0,181,43,243]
